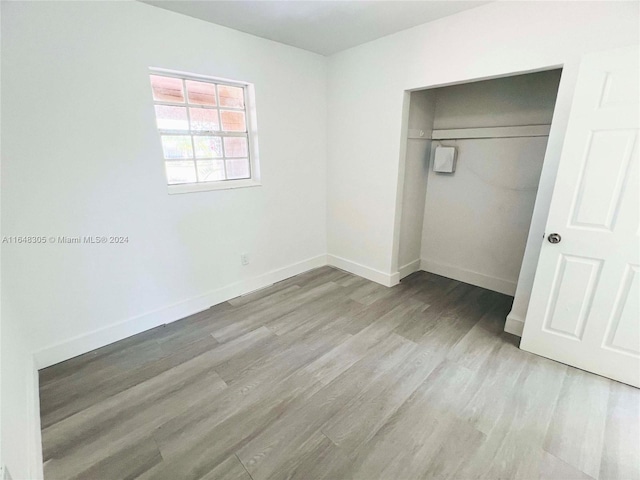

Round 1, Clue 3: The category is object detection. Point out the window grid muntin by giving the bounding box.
[152,73,252,185]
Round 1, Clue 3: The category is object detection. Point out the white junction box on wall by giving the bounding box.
[433,145,457,173]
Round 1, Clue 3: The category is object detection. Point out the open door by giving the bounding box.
[521,45,640,387]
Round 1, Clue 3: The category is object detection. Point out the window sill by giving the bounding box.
[167,179,262,194]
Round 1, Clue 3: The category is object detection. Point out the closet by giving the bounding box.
[397,69,562,299]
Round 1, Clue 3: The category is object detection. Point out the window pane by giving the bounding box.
[161,135,193,159]
[194,136,223,158]
[225,158,250,179]
[218,85,244,108]
[220,110,246,132]
[189,108,219,131]
[223,137,248,158]
[150,75,184,103]
[186,80,216,106]
[197,159,226,182]
[155,105,188,130]
[166,161,196,184]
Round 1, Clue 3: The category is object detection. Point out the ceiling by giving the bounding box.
[140,1,491,56]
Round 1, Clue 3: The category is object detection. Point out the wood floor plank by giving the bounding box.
[599,380,640,480]
[275,265,350,290]
[344,361,486,480]
[321,345,441,451]
[141,395,295,479]
[458,340,530,436]
[235,334,418,480]
[393,279,472,343]
[150,325,356,463]
[44,370,227,479]
[39,334,221,429]
[39,267,635,480]
[222,324,352,387]
[212,281,341,342]
[297,300,426,388]
[42,352,230,460]
[337,285,425,336]
[446,294,512,371]
[199,285,304,339]
[544,368,610,479]
[456,353,567,480]
[39,330,163,389]
[242,430,332,480]
[540,451,596,480]
[348,280,395,305]
[42,326,273,467]
[269,431,353,480]
[200,455,253,480]
[264,286,361,337]
[227,281,302,307]
[64,437,163,480]
[148,333,413,480]
[37,310,207,389]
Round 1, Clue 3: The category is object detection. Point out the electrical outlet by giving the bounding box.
[240,253,249,266]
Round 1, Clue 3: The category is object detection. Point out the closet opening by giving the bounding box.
[394,68,563,331]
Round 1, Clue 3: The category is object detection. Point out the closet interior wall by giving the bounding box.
[397,90,436,276]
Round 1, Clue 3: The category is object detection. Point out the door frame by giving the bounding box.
[391,61,577,338]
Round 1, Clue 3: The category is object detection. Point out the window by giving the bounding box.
[149,70,259,193]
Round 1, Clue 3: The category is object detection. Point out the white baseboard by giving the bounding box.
[504,311,525,337]
[398,259,422,280]
[327,255,398,287]
[34,254,327,369]
[420,258,517,296]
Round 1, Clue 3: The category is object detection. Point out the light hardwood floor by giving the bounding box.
[39,267,640,480]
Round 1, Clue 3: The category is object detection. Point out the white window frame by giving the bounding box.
[149,68,261,194]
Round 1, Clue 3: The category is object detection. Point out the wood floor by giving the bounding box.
[39,267,639,480]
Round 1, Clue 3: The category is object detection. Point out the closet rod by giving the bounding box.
[431,124,551,140]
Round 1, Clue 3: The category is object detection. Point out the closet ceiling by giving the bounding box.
[140,1,491,56]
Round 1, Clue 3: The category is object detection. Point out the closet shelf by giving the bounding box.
[431,124,551,140]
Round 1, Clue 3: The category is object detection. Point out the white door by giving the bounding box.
[521,45,640,387]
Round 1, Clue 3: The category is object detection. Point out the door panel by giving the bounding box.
[570,129,636,230]
[604,264,640,355]
[521,45,640,387]
[599,68,639,109]
[543,254,602,340]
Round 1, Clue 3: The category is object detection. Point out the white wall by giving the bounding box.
[1,1,327,364]
[397,90,435,275]
[420,70,561,295]
[432,70,562,129]
[327,0,639,320]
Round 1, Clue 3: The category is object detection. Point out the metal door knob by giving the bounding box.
[548,233,561,244]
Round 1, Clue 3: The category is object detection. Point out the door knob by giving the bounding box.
[548,233,561,244]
